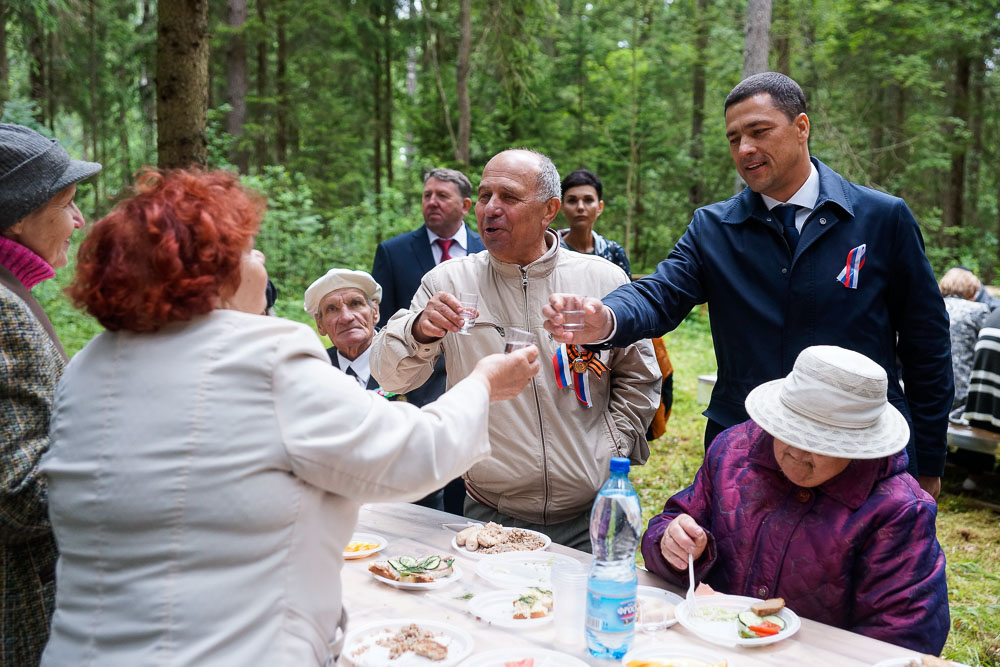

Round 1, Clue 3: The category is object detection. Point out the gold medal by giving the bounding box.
[572,359,588,374]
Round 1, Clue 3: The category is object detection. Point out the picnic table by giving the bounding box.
[338,502,928,666]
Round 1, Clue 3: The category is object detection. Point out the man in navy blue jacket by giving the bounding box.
[542,72,951,498]
[372,167,485,511]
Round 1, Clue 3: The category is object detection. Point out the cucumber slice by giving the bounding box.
[421,555,441,570]
[737,611,763,627]
[388,558,402,571]
[760,614,786,630]
[398,556,418,568]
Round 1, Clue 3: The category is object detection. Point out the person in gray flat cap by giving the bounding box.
[304,268,391,394]
[0,122,101,665]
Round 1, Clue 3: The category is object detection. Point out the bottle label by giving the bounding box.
[585,590,636,633]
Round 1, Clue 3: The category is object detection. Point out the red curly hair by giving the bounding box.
[69,168,264,332]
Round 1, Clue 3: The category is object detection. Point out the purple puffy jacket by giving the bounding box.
[640,420,949,654]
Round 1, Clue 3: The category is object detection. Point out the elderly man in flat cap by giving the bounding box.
[304,268,387,391]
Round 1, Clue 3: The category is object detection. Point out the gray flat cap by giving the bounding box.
[0,123,102,229]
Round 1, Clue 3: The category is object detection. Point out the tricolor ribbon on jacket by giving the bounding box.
[553,344,609,408]
[836,243,866,289]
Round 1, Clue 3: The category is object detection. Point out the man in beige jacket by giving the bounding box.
[371,149,660,550]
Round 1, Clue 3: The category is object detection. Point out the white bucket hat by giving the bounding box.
[303,268,382,317]
[744,345,910,459]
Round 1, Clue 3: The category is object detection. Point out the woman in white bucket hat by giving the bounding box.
[640,345,949,655]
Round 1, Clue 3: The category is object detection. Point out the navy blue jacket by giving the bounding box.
[604,158,952,477]
[372,223,484,406]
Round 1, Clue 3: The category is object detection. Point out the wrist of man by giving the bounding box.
[411,312,442,345]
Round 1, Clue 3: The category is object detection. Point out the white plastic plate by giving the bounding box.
[674,593,801,647]
[620,643,729,666]
[871,660,972,667]
[343,532,387,560]
[636,585,684,632]
[342,618,473,666]
[466,588,553,629]
[475,552,582,589]
[451,527,551,560]
[369,561,463,590]
[459,647,590,666]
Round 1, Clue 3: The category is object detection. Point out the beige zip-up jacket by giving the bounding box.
[371,232,660,524]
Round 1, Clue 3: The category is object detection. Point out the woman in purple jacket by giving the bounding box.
[641,345,949,655]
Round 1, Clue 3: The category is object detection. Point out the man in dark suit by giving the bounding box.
[372,168,484,513]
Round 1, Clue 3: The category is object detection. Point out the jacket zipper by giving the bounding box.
[522,266,550,524]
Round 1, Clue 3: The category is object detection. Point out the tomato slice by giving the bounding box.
[748,621,782,637]
[504,660,534,667]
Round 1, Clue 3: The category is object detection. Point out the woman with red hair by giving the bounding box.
[39,169,540,666]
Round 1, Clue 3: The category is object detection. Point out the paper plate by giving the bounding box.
[475,552,581,589]
[466,588,553,629]
[342,618,473,666]
[870,659,972,667]
[451,527,551,560]
[343,532,387,560]
[674,594,800,647]
[459,647,590,666]
[621,644,729,666]
[369,562,464,590]
[636,585,684,632]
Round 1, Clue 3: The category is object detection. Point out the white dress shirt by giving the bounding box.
[426,224,469,264]
[761,162,820,233]
[336,345,372,389]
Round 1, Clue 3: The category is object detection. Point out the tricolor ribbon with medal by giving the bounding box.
[553,344,609,408]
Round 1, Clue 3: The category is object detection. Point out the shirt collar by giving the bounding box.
[336,346,372,387]
[426,223,468,250]
[760,162,819,212]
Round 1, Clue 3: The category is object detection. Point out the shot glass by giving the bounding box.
[562,309,585,331]
[456,292,479,335]
[504,327,537,353]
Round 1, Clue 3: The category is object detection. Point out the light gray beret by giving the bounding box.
[303,268,382,317]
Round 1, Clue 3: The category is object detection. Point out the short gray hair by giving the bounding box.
[504,148,560,202]
[424,167,472,200]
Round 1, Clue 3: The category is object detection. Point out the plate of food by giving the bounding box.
[674,595,800,647]
[466,587,554,629]
[871,657,971,667]
[451,522,551,558]
[636,585,684,632]
[368,555,463,590]
[344,532,387,560]
[458,648,590,666]
[475,552,581,589]
[621,644,729,667]
[342,618,473,666]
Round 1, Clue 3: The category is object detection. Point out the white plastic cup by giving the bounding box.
[551,561,588,649]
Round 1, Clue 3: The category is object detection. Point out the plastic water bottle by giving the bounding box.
[585,456,642,659]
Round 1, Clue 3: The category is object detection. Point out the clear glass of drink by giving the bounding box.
[504,327,536,353]
[563,309,585,331]
[456,292,479,335]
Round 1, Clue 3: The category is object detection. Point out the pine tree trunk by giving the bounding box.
[966,55,984,231]
[372,19,383,199]
[227,0,249,172]
[0,0,8,105]
[455,0,471,165]
[689,0,708,207]
[27,11,46,125]
[88,0,102,206]
[945,54,970,234]
[275,0,288,164]
[383,0,392,184]
[255,0,268,168]
[156,0,209,168]
[742,0,771,79]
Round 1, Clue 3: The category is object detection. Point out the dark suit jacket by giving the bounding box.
[371,223,484,406]
[326,347,380,391]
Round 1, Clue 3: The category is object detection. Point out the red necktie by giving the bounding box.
[436,238,454,263]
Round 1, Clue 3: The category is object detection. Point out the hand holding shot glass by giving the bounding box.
[457,292,479,335]
[504,328,536,353]
[411,290,481,344]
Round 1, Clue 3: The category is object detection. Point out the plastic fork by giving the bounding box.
[686,551,697,612]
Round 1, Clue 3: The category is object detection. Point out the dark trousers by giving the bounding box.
[704,418,728,452]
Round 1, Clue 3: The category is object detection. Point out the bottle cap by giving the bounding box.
[609,457,630,473]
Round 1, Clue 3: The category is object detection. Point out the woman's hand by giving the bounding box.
[469,347,540,402]
[659,513,708,570]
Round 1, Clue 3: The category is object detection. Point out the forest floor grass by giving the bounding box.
[645,307,1000,666]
